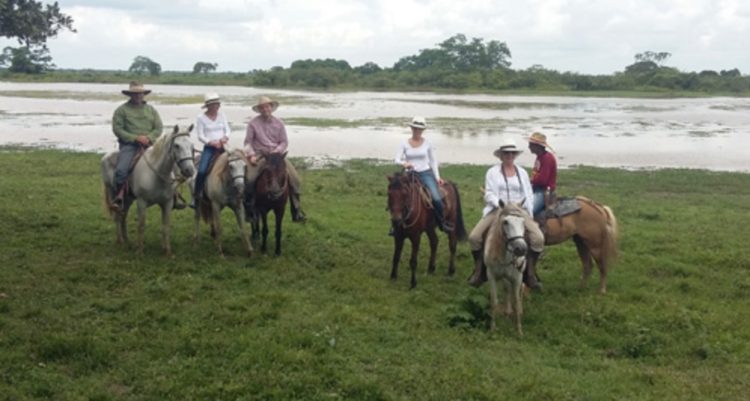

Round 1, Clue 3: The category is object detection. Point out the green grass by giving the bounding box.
[1,149,749,400]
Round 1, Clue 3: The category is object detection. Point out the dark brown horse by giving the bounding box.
[248,152,289,256]
[542,196,619,293]
[387,171,468,289]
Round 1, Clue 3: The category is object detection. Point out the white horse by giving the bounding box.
[484,202,529,336]
[101,125,195,256]
[191,149,252,258]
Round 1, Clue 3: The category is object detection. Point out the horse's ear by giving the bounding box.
[172,125,179,134]
[387,175,393,181]
[498,199,506,209]
[282,151,288,159]
[188,124,194,133]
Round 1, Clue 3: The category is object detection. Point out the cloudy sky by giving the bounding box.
[4,0,750,74]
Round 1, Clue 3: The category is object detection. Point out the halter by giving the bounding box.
[226,154,246,182]
[144,131,193,184]
[258,155,289,199]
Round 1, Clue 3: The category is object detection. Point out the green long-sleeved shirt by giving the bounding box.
[112,101,163,144]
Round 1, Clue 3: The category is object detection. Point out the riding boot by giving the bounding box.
[467,249,487,288]
[112,184,126,210]
[189,191,200,209]
[290,192,306,223]
[524,250,543,292]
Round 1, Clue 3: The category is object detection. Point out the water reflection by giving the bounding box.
[1,82,749,171]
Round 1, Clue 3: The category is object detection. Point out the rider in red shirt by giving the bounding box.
[528,132,557,217]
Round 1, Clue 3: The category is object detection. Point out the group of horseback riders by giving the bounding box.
[394,115,558,290]
[110,80,562,289]
[109,81,306,223]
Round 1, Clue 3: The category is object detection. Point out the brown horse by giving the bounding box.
[542,196,619,294]
[387,171,468,289]
[248,152,289,256]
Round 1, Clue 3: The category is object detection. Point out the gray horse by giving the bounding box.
[101,125,195,256]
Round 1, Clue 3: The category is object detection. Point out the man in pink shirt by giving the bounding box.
[244,96,306,222]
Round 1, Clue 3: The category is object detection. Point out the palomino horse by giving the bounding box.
[484,203,528,336]
[192,149,252,258]
[101,125,195,256]
[542,196,619,294]
[248,152,289,256]
[387,171,468,289]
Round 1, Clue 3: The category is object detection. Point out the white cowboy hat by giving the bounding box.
[202,92,221,108]
[251,96,279,113]
[408,116,427,129]
[121,81,151,96]
[493,137,524,158]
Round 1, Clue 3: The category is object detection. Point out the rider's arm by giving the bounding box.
[427,141,441,181]
[271,119,288,153]
[195,115,209,145]
[112,105,138,143]
[484,167,501,209]
[146,105,163,143]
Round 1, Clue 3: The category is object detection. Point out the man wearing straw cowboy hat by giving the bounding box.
[528,132,557,217]
[243,95,306,222]
[110,81,165,209]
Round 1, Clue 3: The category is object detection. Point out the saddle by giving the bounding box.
[535,197,582,235]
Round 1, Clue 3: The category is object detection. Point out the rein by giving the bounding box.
[398,173,424,229]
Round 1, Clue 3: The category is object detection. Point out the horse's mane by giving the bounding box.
[498,202,526,218]
[148,130,172,160]
[485,203,527,260]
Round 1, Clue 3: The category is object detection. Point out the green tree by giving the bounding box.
[393,34,511,72]
[0,0,75,73]
[0,45,53,73]
[192,61,218,74]
[129,56,161,76]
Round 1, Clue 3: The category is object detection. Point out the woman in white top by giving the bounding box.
[394,116,446,231]
[191,93,231,208]
[467,137,545,290]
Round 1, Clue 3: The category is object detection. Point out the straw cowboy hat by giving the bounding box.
[493,137,524,158]
[121,81,151,96]
[528,132,554,152]
[202,92,221,108]
[408,116,427,129]
[251,96,279,113]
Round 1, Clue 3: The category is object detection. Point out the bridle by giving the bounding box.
[143,132,193,184]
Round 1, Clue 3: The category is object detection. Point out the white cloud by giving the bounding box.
[0,0,746,74]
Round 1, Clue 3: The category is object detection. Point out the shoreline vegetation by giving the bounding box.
[2,68,749,98]
[1,148,749,400]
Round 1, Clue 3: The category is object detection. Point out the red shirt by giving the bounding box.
[530,151,557,191]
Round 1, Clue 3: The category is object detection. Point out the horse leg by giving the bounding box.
[573,235,593,290]
[193,206,201,245]
[121,202,133,246]
[211,202,224,258]
[274,206,283,256]
[447,229,458,276]
[409,235,421,289]
[426,228,438,275]
[234,202,253,257]
[136,199,147,256]
[590,247,608,294]
[261,213,269,254]
[511,272,524,336]
[390,234,405,281]
[487,274,500,331]
[160,204,172,258]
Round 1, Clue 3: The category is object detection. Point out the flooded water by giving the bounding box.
[1,82,748,171]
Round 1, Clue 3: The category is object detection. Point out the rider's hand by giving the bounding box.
[438,178,445,185]
[135,135,151,146]
[249,155,258,166]
[402,162,413,170]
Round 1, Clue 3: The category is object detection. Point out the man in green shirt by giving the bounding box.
[111,81,163,207]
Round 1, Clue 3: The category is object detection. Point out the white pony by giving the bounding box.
[101,125,195,256]
[484,202,529,336]
[191,149,252,258]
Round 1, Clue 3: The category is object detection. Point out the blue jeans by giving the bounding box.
[417,170,444,223]
[532,188,546,217]
[114,142,140,189]
[194,145,220,196]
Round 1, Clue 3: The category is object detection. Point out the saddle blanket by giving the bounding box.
[543,197,581,219]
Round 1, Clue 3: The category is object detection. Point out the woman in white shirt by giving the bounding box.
[466,137,545,290]
[191,93,231,208]
[394,116,446,231]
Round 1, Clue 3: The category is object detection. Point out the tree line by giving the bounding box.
[1,1,748,94]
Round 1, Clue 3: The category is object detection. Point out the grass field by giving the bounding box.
[1,149,749,401]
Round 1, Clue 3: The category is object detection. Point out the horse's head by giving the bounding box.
[498,203,529,260]
[169,124,196,178]
[226,149,247,194]
[257,151,288,200]
[386,172,413,228]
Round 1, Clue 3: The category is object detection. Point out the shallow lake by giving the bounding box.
[1,82,748,171]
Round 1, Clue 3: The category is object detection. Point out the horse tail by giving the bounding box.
[101,182,115,219]
[601,205,619,265]
[451,182,468,241]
